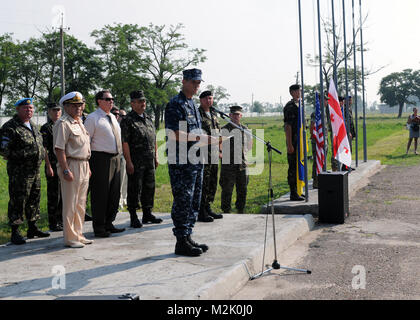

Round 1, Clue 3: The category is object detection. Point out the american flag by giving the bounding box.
[313,92,325,174]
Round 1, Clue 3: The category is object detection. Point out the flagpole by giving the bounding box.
[298,0,309,201]
[328,0,337,171]
[342,0,351,155]
[331,0,338,88]
[359,0,367,162]
[317,0,327,172]
[352,0,358,167]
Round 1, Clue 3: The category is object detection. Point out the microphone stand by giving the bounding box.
[211,107,311,279]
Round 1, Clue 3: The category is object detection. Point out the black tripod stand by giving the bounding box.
[211,107,311,279]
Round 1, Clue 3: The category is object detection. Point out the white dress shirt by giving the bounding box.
[84,108,121,154]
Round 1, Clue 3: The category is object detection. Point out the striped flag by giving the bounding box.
[313,92,325,174]
[327,79,352,167]
[296,99,307,196]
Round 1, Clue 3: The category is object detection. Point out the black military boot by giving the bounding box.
[129,210,142,228]
[49,224,63,232]
[27,221,50,239]
[187,235,209,253]
[290,188,305,201]
[206,203,223,219]
[49,219,63,232]
[197,204,214,222]
[11,225,26,245]
[175,236,203,257]
[142,208,162,224]
[84,213,93,222]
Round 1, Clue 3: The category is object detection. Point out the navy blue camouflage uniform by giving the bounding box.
[165,91,204,238]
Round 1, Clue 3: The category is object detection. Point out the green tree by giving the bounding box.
[252,101,264,114]
[303,84,319,110]
[91,23,147,109]
[0,33,16,113]
[140,23,207,129]
[194,84,230,108]
[36,32,61,107]
[378,69,416,118]
[64,34,104,99]
[4,38,44,115]
[203,85,230,107]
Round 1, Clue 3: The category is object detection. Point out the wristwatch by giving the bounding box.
[63,169,70,175]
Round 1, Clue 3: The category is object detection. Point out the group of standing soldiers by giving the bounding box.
[0,90,164,247]
[0,68,254,256]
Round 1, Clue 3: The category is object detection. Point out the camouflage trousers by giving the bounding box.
[287,152,297,191]
[200,164,219,208]
[127,166,156,212]
[46,163,63,227]
[7,165,41,226]
[168,164,203,238]
[219,165,248,213]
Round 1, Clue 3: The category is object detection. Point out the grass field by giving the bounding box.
[1,113,419,244]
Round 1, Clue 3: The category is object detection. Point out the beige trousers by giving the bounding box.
[58,159,90,246]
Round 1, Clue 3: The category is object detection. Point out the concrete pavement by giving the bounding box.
[0,160,382,300]
[261,160,383,215]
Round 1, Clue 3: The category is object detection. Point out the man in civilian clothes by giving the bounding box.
[84,90,125,237]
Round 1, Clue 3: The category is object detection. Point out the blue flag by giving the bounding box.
[296,99,307,196]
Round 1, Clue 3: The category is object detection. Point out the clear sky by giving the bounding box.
[1,0,419,107]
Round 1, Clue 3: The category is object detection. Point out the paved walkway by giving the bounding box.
[0,160,381,300]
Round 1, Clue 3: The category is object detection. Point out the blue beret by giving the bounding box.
[14,98,33,107]
[183,68,203,81]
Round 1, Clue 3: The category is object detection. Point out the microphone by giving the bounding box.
[210,106,230,120]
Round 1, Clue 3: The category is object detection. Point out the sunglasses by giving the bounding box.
[101,98,114,102]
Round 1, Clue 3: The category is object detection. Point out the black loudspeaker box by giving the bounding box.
[318,171,349,224]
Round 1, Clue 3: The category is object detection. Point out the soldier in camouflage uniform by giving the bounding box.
[310,95,329,189]
[219,105,253,213]
[121,90,162,228]
[197,90,223,222]
[41,102,63,231]
[165,68,218,257]
[283,84,305,201]
[0,98,50,245]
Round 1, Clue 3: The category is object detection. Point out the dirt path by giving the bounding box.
[233,165,420,300]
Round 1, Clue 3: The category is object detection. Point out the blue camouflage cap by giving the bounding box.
[183,68,203,81]
[14,98,33,107]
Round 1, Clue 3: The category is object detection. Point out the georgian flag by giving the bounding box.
[327,79,352,167]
